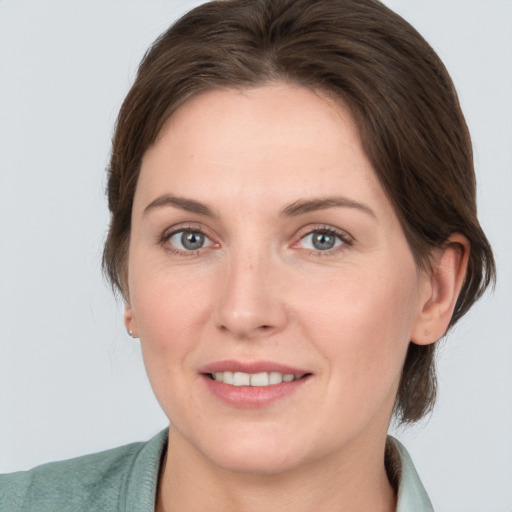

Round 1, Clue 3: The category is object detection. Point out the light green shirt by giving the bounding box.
[0,431,434,511]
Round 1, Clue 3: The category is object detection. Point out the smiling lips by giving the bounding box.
[200,361,311,408]
[211,371,305,386]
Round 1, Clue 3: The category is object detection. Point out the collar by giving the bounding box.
[387,436,435,512]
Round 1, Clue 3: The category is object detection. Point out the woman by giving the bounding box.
[0,0,497,511]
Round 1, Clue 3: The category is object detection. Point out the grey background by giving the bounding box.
[0,1,511,511]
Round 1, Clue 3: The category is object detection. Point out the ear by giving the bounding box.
[124,302,139,339]
[411,234,470,346]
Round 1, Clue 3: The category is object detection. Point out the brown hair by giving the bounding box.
[103,0,495,423]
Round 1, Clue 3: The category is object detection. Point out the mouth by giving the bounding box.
[205,371,309,387]
[199,361,312,408]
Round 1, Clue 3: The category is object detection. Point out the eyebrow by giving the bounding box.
[280,196,376,218]
[144,194,216,217]
[143,194,376,219]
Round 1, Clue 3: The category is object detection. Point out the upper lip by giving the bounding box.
[199,360,310,375]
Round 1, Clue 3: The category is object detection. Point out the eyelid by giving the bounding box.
[292,224,354,253]
[158,222,352,256]
[159,223,219,254]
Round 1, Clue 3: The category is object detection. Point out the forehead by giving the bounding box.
[136,84,389,215]
[157,85,360,155]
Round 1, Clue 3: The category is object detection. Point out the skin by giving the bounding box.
[125,84,468,512]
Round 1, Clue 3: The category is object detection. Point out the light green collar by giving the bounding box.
[388,437,435,512]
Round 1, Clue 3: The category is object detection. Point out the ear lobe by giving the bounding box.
[124,303,139,338]
[411,234,469,346]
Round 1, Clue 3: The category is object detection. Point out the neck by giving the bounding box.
[156,427,396,512]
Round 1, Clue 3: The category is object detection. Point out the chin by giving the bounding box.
[210,447,302,476]
[194,429,309,476]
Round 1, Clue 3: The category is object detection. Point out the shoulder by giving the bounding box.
[0,429,168,512]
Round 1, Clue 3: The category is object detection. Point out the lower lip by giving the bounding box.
[201,374,311,409]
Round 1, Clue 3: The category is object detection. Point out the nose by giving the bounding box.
[214,249,288,340]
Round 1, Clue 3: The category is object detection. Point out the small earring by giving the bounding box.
[127,329,136,339]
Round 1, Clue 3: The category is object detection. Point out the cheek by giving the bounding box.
[296,264,419,401]
[132,262,214,343]
[300,264,417,335]
[129,267,216,403]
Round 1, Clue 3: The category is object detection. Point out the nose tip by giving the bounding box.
[217,314,275,339]
[216,297,285,339]
[214,258,287,339]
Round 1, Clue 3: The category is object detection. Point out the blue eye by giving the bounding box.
[299,230,345,251]
[168,230,212,251]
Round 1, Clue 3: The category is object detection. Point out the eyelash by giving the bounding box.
[160,224,216,256]
[159,224,353,256]
[295,225,353,256]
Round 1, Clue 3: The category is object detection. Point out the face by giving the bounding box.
[126,84,432,475]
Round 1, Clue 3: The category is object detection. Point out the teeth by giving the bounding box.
[212,371,304,386]
[233,372,250,386]
[250,372,269,386]
[269,371,283,385]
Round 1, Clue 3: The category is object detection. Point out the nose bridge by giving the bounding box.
[215,239,286,338]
